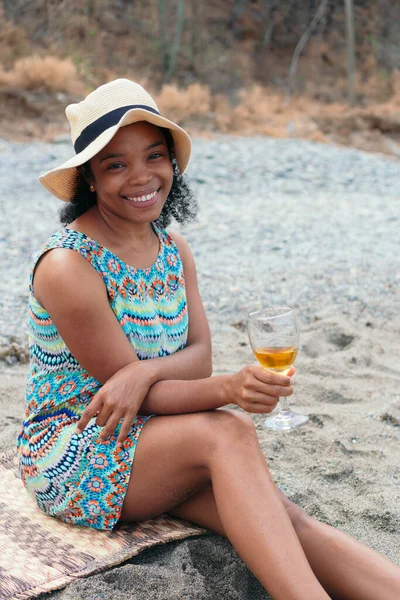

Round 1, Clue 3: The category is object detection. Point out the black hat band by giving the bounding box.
[74,104,161,154]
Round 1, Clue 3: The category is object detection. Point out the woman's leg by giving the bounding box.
[168,466,400,600]
[121,409,329,600]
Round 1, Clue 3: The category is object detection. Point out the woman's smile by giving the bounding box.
[122,187,161,208]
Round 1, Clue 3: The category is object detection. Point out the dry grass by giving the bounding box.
[0,56,399,159]
[155,83,212,124]
[232,85,282,132]
[0,56,84,94]
[208,85,327,141]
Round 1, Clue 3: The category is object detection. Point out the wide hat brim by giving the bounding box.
[39,109,192,202]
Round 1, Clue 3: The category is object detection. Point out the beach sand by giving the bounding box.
[0,135,399,598]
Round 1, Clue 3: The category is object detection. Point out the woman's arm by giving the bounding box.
[140,367,294,415]
[77,359,294,439]
[33,232,211,386]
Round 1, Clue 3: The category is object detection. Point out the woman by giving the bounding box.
[18,79,400,600]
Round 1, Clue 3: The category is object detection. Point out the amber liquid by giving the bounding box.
[254,346,298,373]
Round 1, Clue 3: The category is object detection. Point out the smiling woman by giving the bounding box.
[16,79,400,600]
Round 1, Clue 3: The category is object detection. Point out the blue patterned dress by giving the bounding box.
[17,225,188,530]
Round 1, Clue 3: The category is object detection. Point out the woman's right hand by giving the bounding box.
[76,360,157,447]
[222,365,294,414]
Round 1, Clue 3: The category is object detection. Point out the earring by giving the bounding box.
[90,184,95,192]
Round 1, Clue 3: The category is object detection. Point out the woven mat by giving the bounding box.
[0,451,205,600]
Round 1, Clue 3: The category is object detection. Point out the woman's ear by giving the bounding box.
[78,164,95,192]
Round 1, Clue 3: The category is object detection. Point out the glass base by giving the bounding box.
[264,409,309,432]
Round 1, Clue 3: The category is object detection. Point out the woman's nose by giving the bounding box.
[127,163,152,186]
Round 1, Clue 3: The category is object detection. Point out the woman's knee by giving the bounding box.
[209,408,258,448]
[179,409,259,475]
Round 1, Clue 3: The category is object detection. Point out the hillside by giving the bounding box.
[1,0,400,157]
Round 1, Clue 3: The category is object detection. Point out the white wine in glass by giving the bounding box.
[248,307,308,431]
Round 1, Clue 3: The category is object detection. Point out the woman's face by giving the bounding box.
[89,121,174,225]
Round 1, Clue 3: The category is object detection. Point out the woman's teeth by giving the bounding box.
[125,190,158,202]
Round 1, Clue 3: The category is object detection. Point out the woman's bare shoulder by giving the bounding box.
[33,246,106,309]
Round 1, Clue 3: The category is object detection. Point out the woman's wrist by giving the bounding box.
[215,374,232,407]
[143,362,163,387]
[123,359,160,388]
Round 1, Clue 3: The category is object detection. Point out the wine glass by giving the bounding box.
[247,307,308,431]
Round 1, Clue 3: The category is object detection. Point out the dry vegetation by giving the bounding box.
[0,56,83,94]
[0,1,400,158]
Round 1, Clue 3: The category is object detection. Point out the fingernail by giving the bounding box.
[75,427,81,434]
[290,378,294,385]
[116,442,122,449]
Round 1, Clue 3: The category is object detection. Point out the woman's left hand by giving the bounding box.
[75,361,156,447]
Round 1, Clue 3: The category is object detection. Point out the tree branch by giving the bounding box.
[286,0,329,104]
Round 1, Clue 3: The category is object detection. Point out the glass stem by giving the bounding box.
[280,396,290,411]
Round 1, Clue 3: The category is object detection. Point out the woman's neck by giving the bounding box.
[73,205,157,252]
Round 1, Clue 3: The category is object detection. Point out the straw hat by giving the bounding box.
[39,79,192,202]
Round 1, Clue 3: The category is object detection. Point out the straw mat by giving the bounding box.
[0,450,205,599]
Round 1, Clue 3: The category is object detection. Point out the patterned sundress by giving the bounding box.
[17,224,188,530]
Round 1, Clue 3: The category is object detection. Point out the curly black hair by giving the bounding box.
[58,129,198,229]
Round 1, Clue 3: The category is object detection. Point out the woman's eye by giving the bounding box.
[149,152,163,160]
[107,162,124,170]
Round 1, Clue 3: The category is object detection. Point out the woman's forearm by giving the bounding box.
[139,375,231,415]
[143,342,212,386]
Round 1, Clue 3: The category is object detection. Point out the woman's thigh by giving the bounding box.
[120,410,222,522]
